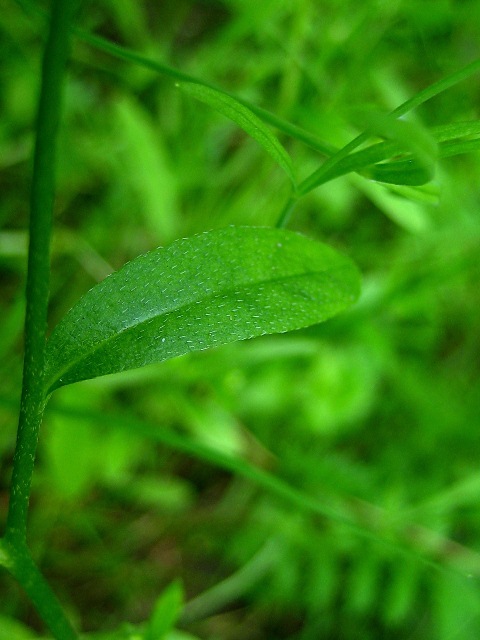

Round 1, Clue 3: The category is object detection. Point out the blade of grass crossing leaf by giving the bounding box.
[177,82,296,188]
[299,112,438,193]
[390,58,480,119]
[298,119,480,188]
[14,0,480,172]
[301,140,422,187]
[73,29,336,158]
[44,227,360,393]
[298,59,480,194]
[76,25,480,160]
[357,139,480,186]
[351,110,438,165]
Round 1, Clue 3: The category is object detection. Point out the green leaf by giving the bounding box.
[363,158,433,186]
[383,559,419,625]
[350,110,438,170]
[113,95,178,241]
[299,111,439,193]
[144,580,184,640]
[351,174,433,233]
[44,227,360,393]
[439,137,480,158]
[292,119,480,189]
[0,614,38,640]
[177,82,296,187]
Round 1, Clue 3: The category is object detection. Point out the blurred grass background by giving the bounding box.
[1,0,480,638]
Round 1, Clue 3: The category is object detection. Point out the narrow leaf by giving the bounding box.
[350,110,438,169]
[363,159,433,186]
[44,227,360,393]
[178,82,296,187]
[299,112,438,193]
[144,580,183,640]
[432,119,480,141]
[439,137,480,158]
[296,119,480,188]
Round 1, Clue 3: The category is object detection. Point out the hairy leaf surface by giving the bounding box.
[44,227,360,393]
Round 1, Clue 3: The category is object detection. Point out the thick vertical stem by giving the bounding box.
[1,2,80,636]
[5,0,77,542]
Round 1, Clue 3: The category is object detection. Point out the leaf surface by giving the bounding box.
[178,82,296,186]
[144,580,183,640]
[44,227,360,393]
[364,159,433,186]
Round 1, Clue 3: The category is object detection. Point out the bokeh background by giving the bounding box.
[1,0,480,638]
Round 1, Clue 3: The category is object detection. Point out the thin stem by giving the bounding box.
[6,0,77,542]
[275,193,298,228]
[2,2,79,636]
[75,29,338,157]
[180,538,280,624]
[3,393,480,578]
[14,0,337,158]
[15,0,480,184]
[0,539,78,640]
[79,27,480,195]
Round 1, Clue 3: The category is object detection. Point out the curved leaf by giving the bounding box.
[364,159,434,186]
[178,82,296,187]
[44,227,360,393]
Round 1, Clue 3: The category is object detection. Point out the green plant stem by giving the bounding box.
[276,193,298,228]
[2,1,79,637]
[0,539,78,640]
[5,0,77,544]
[180,538,280,625]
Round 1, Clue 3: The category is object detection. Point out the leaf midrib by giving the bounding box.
[45,262,354,393]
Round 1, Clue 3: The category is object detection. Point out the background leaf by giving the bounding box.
[144,580,183,640]
[44,227,360,392]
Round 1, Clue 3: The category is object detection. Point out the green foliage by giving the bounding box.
[178,83,297,188]
[144,581,184,640]
[2,0,480,639]
[44,227,359,392]
[0,615,38,640]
